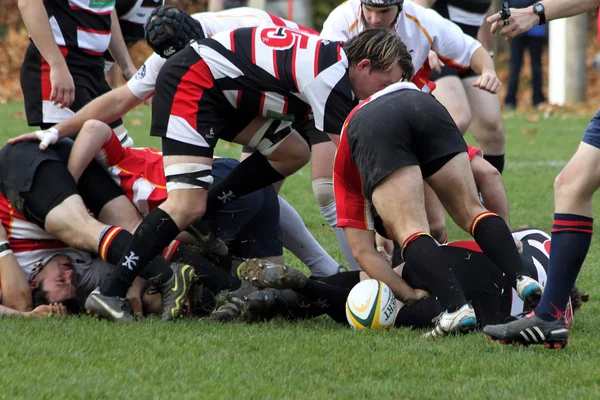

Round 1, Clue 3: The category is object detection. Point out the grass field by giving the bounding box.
[1,102,599,399]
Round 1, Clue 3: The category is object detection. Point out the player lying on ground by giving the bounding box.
[481,0,600,349]
[0,139,198,320]
[334,81,543,337]
[234,229,585,332]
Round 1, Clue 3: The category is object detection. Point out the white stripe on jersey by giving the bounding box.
[131,177,154,216]
[68,0,115,14]
[193,8,300,37]
[192,42,244,80]
[49,16,67,47]
[447,5,486,27]
[222,90,241,109]
[77,28,112,54]
[165,115,211,149]
[119,0,155,25]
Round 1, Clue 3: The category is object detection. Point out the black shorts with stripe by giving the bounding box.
[347,89,467,201]
[0,140,123,229]
[20,43,124,129]
[151,46,256,158]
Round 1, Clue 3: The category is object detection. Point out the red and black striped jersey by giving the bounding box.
[191,26,357,134]
[115,0,164,46]
[44,0,115,57]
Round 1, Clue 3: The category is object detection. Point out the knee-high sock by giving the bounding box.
[535,214,593,321]
[471,212,527,284]
[402,233,467,311]
[334,227,362,271]
[100,208,180,297]
[278,196,339,276]
[483,154,505,174]
[97,226,173,285]
[205,152,284,218]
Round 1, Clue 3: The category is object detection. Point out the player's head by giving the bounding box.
[30,254,78,304]
[360,0,404,30]
[145,5,205,59]
[343,28,414,100]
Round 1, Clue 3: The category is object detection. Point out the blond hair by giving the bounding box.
[342,28,414,81]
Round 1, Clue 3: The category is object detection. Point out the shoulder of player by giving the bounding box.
[322,0,360,33]
[400,2,455,36]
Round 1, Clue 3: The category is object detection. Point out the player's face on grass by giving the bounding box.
[362,5,399,29]
[350,60,405,100]
[36,254,78,303]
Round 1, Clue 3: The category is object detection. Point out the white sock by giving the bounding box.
[278,197,339,277]
[320,202,338,227]
[334,226,362,271]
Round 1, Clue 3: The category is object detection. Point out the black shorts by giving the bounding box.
[211,158,283,258]
[346,89,468,201]
[429,65,478,81]
[0,141,123,229]
[20,43,124,129]
[151,46,255,158]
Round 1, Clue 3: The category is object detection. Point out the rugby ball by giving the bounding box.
[346,279,397,330]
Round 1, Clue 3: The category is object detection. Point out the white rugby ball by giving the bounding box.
[346,279,397,330]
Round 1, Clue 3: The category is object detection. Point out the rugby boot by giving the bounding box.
[516,275,544,309]
[157,263,196,321]
[483,312,568,349]
[424,303,477,338]
[237,258,307,290]
[208,281,257,322]
[187,219,229,256]
[85,288,135,323]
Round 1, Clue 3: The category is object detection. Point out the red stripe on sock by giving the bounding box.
[401,232,431,260]
[99,227,124,261]
[551,227,593,234]
[162,240,181,261]
[469,212,497,236]
[553,220,593,227]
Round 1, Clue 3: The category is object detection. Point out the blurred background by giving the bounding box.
[0,0,598,110]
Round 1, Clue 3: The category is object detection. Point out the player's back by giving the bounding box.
[194,7,303,35]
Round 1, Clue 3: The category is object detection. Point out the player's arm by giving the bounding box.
[488,0,600,39]
[477,4,496,51]
[68,120,115,183]
[344,227,426,305]
[9,85,142,148]
[471,155,510,226]
[17,0,74,108]
[468,46,501,93]
[0,226,32,313]
[108,9,137,81]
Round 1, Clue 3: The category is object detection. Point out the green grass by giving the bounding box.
[1,103,600,399]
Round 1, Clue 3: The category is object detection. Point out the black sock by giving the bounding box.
[98,226,173,285]
[170,243,241,293]
[100,208,180,297]
[318,271,362,290]
[295,279,352,323]
[402,233,467,311]
[204,152,284,218]
[483,154,505,174]
[471,212,526,284]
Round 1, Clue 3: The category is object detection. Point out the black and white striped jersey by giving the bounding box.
[44,0,115,56]
[190,26,357,134]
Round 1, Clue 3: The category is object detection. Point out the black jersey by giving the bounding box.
[431,0,492,37]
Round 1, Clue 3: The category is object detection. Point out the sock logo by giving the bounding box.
[548,302,566,320]
[122,251,139,271]
[218,190,235,204]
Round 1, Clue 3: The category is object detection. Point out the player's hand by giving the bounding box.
[28,303,67,317]
[472,71,501,94]
[488,6,539,42]
[0,223,8,241]
[144,95,153,106]
[122,66,138,81]
[427,50,444,73]
[7,128,59,150]
[49,64,75,109]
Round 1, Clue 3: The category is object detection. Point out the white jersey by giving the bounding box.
[127,7,308,100]
[320,0,480,87]
[0,195,113,302]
